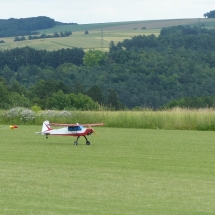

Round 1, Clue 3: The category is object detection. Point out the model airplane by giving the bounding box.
[36,120,104,145]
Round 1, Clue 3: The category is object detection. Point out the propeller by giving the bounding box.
[88,125,98,135]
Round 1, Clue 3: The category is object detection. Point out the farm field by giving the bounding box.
[1,125,215,214]
[0,18,215,51]
[0,29,159,52]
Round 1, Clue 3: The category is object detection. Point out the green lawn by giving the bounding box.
[1,125,215,214]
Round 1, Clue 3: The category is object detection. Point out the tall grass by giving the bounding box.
[76,108,215,130]
[1,107,215,130]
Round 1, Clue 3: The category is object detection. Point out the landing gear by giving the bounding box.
[74,136,79,145]
[73,136,90,145]
[84,136,90,145]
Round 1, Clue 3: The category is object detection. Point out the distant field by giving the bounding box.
[41,18,215,32]
[0,18,215,51]
[0,30,159,52]
[1,125,215,214]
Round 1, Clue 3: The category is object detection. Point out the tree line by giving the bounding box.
[1,25,215,110]
[0,47,84,70]
[14,31,72,41]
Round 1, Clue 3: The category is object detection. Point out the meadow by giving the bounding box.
[1,108,215,213]
[1,123,215,214]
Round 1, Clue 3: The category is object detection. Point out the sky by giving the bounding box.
[1,0,214,24]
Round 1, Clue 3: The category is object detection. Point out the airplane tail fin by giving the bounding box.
[42,120,52,132]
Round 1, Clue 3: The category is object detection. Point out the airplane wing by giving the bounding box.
[49,123,104,127]
[84,123,104,127]
[49,123,78,127]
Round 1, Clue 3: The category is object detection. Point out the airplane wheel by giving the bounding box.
[86,141,90,145]
[74,141,78,145]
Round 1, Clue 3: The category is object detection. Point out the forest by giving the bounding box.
[1,24,215,110]
[0,16,76,37]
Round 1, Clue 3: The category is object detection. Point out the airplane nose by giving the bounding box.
[87,128,94,135]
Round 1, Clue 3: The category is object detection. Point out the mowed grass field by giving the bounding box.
[1,125,215,214]
[1,18,215,51]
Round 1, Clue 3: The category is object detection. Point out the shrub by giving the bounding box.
[31,105,42,112]
[2,107,35,124]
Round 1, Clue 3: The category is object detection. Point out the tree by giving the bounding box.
[16,66,29,83]
[60,31,65,37]
[14,36,20,41]
[83,50,106,66]
[68,93,99,110]
[86,85,104,104]
[9,92,32,108]
[46,90,70,110]
[109,41,118,52]
[0,80,10,109]
[30,79,69,99]
[1,65,14,82]
[106,89,123,110]
[53,32,60,37]
[73,83,85,94]
[204,10,215,18]
[9,79,27,95]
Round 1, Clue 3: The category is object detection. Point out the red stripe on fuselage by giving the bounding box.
[47,128,94,136]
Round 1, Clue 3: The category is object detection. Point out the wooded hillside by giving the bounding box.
[1,25,215,110]
[0,16,77,37]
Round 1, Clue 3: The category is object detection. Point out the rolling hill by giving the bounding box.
[0,18,215,51]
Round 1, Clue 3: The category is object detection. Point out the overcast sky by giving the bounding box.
[1,0,214,24]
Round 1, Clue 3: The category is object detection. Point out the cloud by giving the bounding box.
[1,0,214,24]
